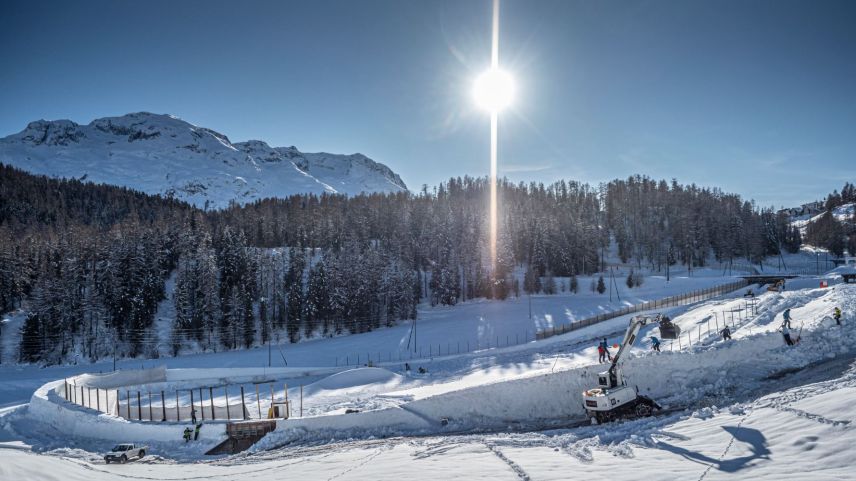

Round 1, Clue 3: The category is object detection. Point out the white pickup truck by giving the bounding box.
[104,443,147,464]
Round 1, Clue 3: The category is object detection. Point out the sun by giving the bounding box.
[473,68,515,113]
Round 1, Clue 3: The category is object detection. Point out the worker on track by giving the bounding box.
[782,324,795,346]
[783,308,793,329]
[650,336,661,352]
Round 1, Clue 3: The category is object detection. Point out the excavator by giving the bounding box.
[582,313,680,424]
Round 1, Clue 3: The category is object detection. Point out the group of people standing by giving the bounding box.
[182,423,202,443]
[595,305,846,361]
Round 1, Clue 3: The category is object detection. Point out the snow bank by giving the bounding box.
[27,380,226,446]
[304,367,402,394]
[72,366,167,389]
[256,285,856,449]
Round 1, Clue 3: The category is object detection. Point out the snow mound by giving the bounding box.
[304,368,403,395]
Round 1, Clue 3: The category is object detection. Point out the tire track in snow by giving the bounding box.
[696,411,752,481]
[484,443,531,480]
[776,406,850,427]
[325,447,385,481]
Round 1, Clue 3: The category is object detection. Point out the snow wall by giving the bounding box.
[255,317,856,450]
[26,365,344,446]
[27,380,226,446]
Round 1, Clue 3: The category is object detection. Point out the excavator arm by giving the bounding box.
[606,315,652,385]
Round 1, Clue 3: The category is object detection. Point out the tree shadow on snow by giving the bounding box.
[655,426,770,473]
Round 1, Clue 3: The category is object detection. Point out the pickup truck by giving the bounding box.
[104,443,147,464]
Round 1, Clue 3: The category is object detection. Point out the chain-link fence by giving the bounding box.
[536,279,749,341]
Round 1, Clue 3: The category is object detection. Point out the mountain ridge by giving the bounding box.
[0,112,407,209]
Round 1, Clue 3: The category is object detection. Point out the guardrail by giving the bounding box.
[535,279,750,341]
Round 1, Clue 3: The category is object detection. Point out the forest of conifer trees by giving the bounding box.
[2,163,852,364]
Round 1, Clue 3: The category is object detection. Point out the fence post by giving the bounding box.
[240,386,247,420]
[176,391,180,421]
[137,391,142,421]
[161,391,166,422]
[225,386,231,420]
[200,388,205,421]
[210,387,215,420]
[256,384,261,419]
[190,389,195,421]
[115,390,120,417]
[148,392,153,421]
[126,390,131,419]
[96,388,101,412]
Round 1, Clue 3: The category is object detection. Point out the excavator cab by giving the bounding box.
[657,315,681,339]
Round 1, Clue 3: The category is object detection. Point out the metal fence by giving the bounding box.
[535,279,749,341]
[331,279,751,366]
[61,380,304,422]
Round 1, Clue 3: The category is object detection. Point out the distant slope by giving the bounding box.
[791,202,855,235]
[0,112,407,209]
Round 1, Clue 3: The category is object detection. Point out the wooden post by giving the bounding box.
[209,387,215,420]
[96,388,101,412]
[199,388,205,421]
[147,392,153,421]
[255,384,261,419]
[190,389,195,421]
[176,390,180,421]
[137,391,142,421]
[225,386,231,420]
[126,390,131,419]
[115,390,120,417]
[240,386,247,420]
[161,391,166,422]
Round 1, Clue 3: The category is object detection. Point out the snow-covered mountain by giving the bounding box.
[0,112,408,209]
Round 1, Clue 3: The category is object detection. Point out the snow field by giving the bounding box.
[6,277,853,466]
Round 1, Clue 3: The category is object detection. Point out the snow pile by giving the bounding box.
[255,284,856,449]
[304,367,403,394]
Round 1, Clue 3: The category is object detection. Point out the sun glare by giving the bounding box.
[473,68,515,113]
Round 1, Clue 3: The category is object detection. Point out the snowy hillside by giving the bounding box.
[0,112,407,209]
[790,202,855,235]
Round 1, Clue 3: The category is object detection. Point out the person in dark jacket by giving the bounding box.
[720,326,731,341]
[782,325,795,346]
[834,307,842,326]
[599,338,612,362]
[194,423,202,440]
[191,408,197,424]
[650,336,661,352]
[782,308,793,329]
[183,427,192,443]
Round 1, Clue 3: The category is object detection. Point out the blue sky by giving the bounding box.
[1,0,854,207]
